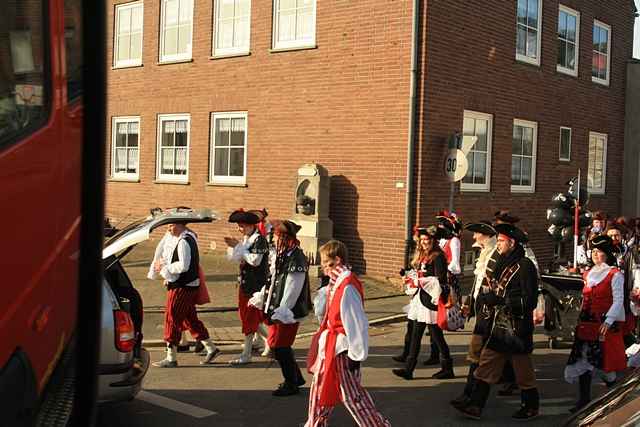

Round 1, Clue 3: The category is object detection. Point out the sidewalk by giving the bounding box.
[124,239,408,346]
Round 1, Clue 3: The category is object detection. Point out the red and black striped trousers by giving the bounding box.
[164,287,209,345]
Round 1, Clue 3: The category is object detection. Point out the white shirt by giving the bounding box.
[403,275,441,324]
[439,237,461,275]
[311,270,369,374]
[586,264,625,326]
[147,231,199,287]
[471,236,497,300]
[226,229,265,267]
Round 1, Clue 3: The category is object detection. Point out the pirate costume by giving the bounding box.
[149,227,220,367]
[453,223,540,421]
[392,225,453,380]
[305,263,391,427]
[564,235,626,413]
[249,220,312,396]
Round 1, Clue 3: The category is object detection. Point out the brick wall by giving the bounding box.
[414,0,636,270]
[105,0,414,276]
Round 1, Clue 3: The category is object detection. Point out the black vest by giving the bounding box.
[168,234,199,289]
[240,232,269,296]
[267,247,312,320]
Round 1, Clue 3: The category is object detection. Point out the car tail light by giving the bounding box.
[114,310,136,353]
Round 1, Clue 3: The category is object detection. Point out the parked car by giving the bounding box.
[98,207,216,402]
[564,368,640,426]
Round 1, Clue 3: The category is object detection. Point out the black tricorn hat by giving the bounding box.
[494,223,527,243]
[590,234,614,257]
[271,219,302,237]
[415,225,440,239]
[247,208,268,222]
[464,221,496,236]
[494,210,520,224]
[228,209,260,225]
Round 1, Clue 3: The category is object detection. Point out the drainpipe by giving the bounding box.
[403,0,421,268]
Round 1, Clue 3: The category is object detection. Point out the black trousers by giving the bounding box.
[274,347,303,385]
[401,320,451,372]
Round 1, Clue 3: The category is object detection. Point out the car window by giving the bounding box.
[0,0,49,147]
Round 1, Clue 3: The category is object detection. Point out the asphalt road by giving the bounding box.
[97,321,591,427]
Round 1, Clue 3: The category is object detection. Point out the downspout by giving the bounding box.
[404,0,421,268]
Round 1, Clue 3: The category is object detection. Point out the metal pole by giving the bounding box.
[573,169,581,270]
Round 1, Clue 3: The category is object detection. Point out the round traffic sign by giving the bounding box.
[444,149,468,182]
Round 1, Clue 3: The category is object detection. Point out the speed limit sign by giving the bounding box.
[444,149,468,182]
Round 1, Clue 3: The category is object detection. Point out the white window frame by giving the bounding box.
[516,0,543,66]
[511,119,538,193]
[460,110,493,193]
[587,132,607,194]
[556,5,580,77]
[559,126,571,161]
[159,0,193,63]
[592,20,611,86]
[156,114,190,183]
[209,111,248,185]
[113,1,144,68]
[111,116,141,180]
[212,0,251,57]
[272,0,317,50]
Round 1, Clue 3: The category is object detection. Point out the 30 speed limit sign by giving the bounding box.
[444,149,468,182]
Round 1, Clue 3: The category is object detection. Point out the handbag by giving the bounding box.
[437,294,465,331]
[486,308,526,353]
[575,321,601,341]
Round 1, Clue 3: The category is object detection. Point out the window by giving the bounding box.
[461,111,492,192]
[592,20,611,85]
[557,5,579,76]
[559,127,571,161]
[587,132,607,194]
[157,114,189,182]
[463,251,477,272]
[210,112,247,185]
[114,1,143,68]
[64,0,83,100]
[272,0,316,50]
[111,117,140,180]
[159,0,193,62]
[213,0,251,57]
[0,0,49,147]
[516,0,542,65]
[511,120,537,193]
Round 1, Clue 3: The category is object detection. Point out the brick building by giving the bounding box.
[105,0,637,278]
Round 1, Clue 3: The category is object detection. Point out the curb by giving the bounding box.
[141,313,407,347]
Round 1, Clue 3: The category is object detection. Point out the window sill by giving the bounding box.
[108,177,140,183]
[157,58,193,66]
[515,55,541,68]
[559,158,571,163]
[510,187,536,194]
[459,187,490,193]
[153,179,190,185]
[209,52,251,60]
[270,44,318,54]
[112,63,143,70]
[592,78,610,87]
[206,182,247,188]
[556,66,578,78]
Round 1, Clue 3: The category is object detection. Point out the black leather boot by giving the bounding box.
[569,373,591,413]
[423,342,440,366]
[512,388,540,420]
[272,348,300,396]
[432,358,455,379]
[454,379,490,420]
[450,363,477,408]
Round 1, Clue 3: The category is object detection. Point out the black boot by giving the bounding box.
[432,358,455,379]
[272,348,300,396]
[454,379,490,420]
[569,373,591,413]
[423,342,440,366]
[512,388,540,420]
[450,363,477,408]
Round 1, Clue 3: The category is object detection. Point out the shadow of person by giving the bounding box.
[330,175,366,273]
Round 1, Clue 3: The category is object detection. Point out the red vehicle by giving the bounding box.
[0,0,99,424]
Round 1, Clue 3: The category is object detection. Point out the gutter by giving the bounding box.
[403,0,421,267]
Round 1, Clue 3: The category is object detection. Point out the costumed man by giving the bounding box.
[150,221,220,368]
[453,223,540,421]
[249,219,312,396]
[577,211,607,267]
[606,223,628,268]
[305,240,391,427]
[423,211,462,367]
[451,221,497,409]
[225,209,271,365]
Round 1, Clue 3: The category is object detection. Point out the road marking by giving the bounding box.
[137,390,218,418]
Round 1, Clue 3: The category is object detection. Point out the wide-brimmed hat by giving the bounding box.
[247,208,268,222]
[592,211,607,221]
[436,210,463,236]
[270,219,302,237]
[494,223,527,243]
[414,225,440,239]
[494,210,520,225]
[464,221,496,237]
[590,234,614,257]
[228,209,260,225]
